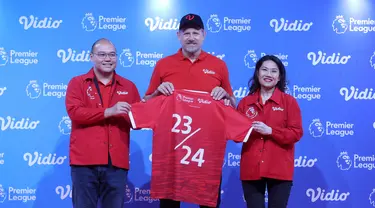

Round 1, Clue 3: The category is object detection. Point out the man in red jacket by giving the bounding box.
[65,38,141,208]
[143,13,234,208]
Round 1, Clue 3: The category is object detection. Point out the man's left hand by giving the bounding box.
[211,87,229,100]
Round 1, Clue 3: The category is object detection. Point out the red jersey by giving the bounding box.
[145,48,234,96]
[237,88,303,181]
[129,89,253,207]
[65,68,141,170]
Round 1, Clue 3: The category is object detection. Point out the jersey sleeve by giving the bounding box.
[122,82,142,125]
[128,96,165,130]
[222,104,253,143]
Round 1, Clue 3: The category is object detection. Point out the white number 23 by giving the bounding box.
[171,113,192,134]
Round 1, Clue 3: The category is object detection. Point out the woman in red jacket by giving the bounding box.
[237,55,303,208]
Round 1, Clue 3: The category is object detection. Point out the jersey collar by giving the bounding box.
[176,48,208,61]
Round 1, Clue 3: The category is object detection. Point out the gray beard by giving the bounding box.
[185,46,199,54]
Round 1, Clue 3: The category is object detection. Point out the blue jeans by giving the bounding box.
[70,165,128,208]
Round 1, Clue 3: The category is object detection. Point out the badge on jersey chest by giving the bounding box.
[86,86,95,100]
[246,106,258,119]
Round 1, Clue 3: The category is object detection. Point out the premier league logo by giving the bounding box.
[124,184,133,204]
[369,189,375,207]
[336,152,352,171]
[119,49,135,67]
[0,184,7,203]
[81,13,97,32]
[206,14,222,33]
[0,48,9,66]
[58,116,72,135]
[244,50,258,69]
[332,15,348,34]
[309,119,324,138]
[26,80,42,99]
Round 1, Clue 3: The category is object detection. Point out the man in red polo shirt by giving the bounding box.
[143,13,236,208]
[65,38,141,208]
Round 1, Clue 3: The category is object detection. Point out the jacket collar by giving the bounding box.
[82,68,122,86]
[246,87,282,105]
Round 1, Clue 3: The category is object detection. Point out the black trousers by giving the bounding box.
[159,178,222,208]
[242,178,293,208]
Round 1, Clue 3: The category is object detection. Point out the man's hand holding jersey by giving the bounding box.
[104,102,131,118]
[157,82,175,96]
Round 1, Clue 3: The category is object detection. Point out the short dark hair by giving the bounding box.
[90,38,114,53]
[248,55,288,95]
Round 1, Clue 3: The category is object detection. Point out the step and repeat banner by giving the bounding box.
[1,0,375,207]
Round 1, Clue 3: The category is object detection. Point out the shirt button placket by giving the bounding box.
[108,127,112,148]
[260,138,265,165]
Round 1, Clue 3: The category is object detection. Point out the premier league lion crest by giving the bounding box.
[0,184,6,203]
[124,184,133,204]
[26,80,42,99]
[244,50,258,69]
[59,116,72,135]
[81,13,97,32]
[119,49,135,67]
[332,15,348,34]
[0,48,9,66]
[336,152,352,171]
[369,189,375,207]
[207,14,222,33]
[309,119,324,138]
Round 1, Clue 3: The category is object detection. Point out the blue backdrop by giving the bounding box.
[1,0,375,207]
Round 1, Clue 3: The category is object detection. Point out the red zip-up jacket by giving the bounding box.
[237,88,303,181]
[65,68,140,170]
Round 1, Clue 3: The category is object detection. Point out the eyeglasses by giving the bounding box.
[93,52,117,59]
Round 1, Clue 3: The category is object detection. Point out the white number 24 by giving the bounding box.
[180,146,205,167]
[171,113,205,167]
